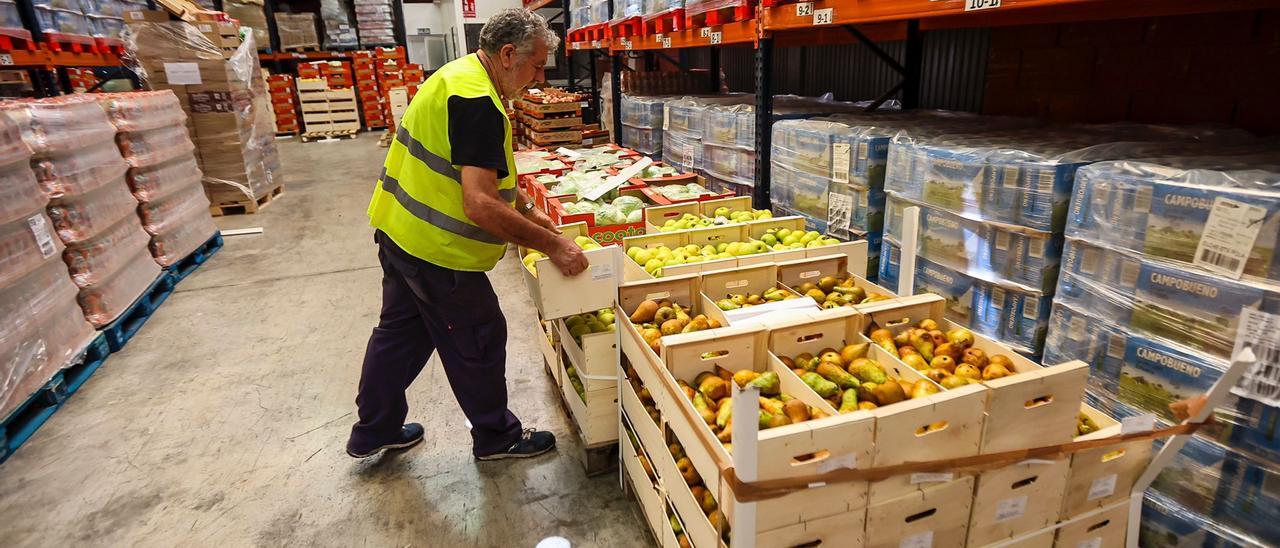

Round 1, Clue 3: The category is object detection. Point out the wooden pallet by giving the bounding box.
[281,44,322,52]
[209,183,286,216]
[300,130,359,142]
[377,131,394,148]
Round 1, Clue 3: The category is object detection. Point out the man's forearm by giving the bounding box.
[470,199,564,255]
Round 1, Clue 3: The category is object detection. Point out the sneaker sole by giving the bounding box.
[474,444,555,461]
[346,435,424,459]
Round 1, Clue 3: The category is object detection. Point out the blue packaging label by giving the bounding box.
[1117,336,1226,422]
[1215,452,1280,540]
[1043,302,1124,383]
[1002,289,1049,354]
[1149,437,1229,517]
[1146,182,1280,283]
[971,282,1004,340]
[1228,398,1280,462]
[915,255,977,326]
[1140,494,1213,548]
[1132,261,1268,359]
[919,204,994,274]
[878,242,900,290]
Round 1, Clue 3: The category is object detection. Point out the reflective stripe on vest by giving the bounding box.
[394,126,517,203]
[377,167,502,245]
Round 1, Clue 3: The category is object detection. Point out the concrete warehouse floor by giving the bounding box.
[0,135,650,547]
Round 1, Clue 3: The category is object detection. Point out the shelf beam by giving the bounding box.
[752,37,773,210]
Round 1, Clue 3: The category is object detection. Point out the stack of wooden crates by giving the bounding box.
[298,78,359,139]
[516,98,583,148]
[267,74,299,136]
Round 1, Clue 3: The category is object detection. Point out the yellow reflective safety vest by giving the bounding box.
[367,53,516,272]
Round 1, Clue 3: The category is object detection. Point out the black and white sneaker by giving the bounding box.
[346,423,425,458]
[475,428,556,461]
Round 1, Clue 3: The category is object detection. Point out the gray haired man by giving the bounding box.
[348,8,585,460]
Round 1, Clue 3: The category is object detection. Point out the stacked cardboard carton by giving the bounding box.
[222,0,268,48]
[276,12,319,51]
[99,91,219,267]
[267,75,300,135]
[0,107,97,421]
[320,0,358,48]
[125,11,281,210]
[3,96,161,327]
[298,78,360,136]
[353,0,396,47]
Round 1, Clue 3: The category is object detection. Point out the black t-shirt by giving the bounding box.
[448,96,508,179]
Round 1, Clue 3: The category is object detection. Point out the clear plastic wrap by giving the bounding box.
[0,255,96,419]
[127,154,202,202]
[46,175,137,244]
[621,124,661,155]
[223,0,268,47]
[885,125,1240,233]
[124,23,280,204]
[590,0,609,25]
[97,90,187,133]
[115,124,196,168]
[701,142,753,186]
[31,140,130,198]
[620,95,667,129]
[643,0,683,15]
[148,205,217,267]
[0,165,43,227]
[275,12,319,50]
[34,5,90,37]
[685,0,746,17]
[1066,156,1280,289]
[1,95,119,156]
[0,0,22,31]
[136,181,210,236]
[661,129,702,174]
[76,244,160,327]
[62,213,150,288]
[0,210,60,289]
[613,0,643,18]
[87,14,123,38]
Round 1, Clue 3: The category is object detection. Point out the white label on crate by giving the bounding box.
[0,54,13,66]
[910,472,953,485]
[796,2,814,16]
[27,215,56,258]
[1029,237,1046,258]
[816,452,857,473]
[1193,197,1266,280]
[129,11,144,20]
[1023,295,1040,320]
[591,262,614,281]
[1002,166,1019,188]
[828,191,854,234]
[198,23,213,32]
[994,495,1028,522]
[661,37,672,48]
[807,481,827,489]
[528,88,541,94]
[1077,538,1103,548]
[900,531,933,548]
[164,62,202,85]
[1121,414,1156,434]
[700,27,712,37]
[813,8,834,25]
[1134,186,1153,213]
[710,32,723,45]
[1107,333,1127,360]
[1230,309,1280,407]
[662,104,671,130]
[591,40,600,48]
[1087,474,1118,501]
[555,147,582,158]
[965,0,1002,11]
[831,142,851,183]
[572,43,581,50]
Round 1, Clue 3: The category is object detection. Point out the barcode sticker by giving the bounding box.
[1002,166,1019,188]
[996,232,1010,251]
[1023,296,1040,320]
[900,531,933,548]
[663,104,670,130]
[1087,474,1118,501]
[994,495,1028,522]
[832,143,851,183]
[1081,247,1100,275]
[828,192,854,234]
[910,472,953,484]
[710,31,722,45]
[1229,309,1280,407]
[683,143,696,167]
[1193,197,1266,280]
[1107,334,1127,359]
[1120,261,1139,288]
[1134,187,1153,213]
[857,142,868,163]
[27,215,56,258]
[591,262,614,281]
[816,452,857,473]
[1077,538,1103,548]
[1121,414,1156,434]
[661,37,672,48]
[1069,316,1086,340]
[1029,238,1046,258]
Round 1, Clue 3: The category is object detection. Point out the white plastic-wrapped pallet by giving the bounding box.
[1,95,161,327]
[99,91,218,268]
[0,109,96,420]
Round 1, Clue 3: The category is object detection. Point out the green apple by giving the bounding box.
[633,248,654,265]
[716,252,732,260]
[750,241,767,254]
[761,234,778,246]
[716,243,729,253]
[713,206,730,217]
[701,245,717,256]
[783,234,802,246]
[644,258,664,272]
[725,242,742,256]
[754,210,773,219]
[626,247,640,259]
[776,228,792,239]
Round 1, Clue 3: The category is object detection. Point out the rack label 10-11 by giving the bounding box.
[965,0,1001,11]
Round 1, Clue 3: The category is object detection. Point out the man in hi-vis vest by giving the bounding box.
[349,9,588,460]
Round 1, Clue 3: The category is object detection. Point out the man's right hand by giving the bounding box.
[550,240,589,277]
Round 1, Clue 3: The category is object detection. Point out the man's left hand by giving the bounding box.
[524,207,561,234]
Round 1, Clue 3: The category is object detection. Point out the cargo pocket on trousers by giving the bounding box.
[451,318,507,364]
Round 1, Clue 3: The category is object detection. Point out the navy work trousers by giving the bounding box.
[349,230,522,456]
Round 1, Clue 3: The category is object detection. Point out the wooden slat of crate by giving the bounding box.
[522,114,583,131]
[528,129,582,146]
[1061,406,1153,518]
[866,477,976,548]
[558,356,618,447]
[520,100,584,114]
[966,458,1071,546]
[620,430,666,537]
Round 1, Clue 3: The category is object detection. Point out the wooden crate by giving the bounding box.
[557,318,618,392]
[559,350,618,446]
[528,128,582,146]
[521,100,584,115]
[621,421,667,537]
[522,113,583,131]
[1052,501,1129,548]
[1005,529,1056,547]
[1060,405,1153,519]
[517,222,624,320]
[697,263,817,325]
[865,477,975,548]
[764,306,990,504]
[620,219,870,285]
[539,320,561,388]
[614,289,875,538]
[856,296,1091,456]
[775,253,900,310]
[966,457,1071,546]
